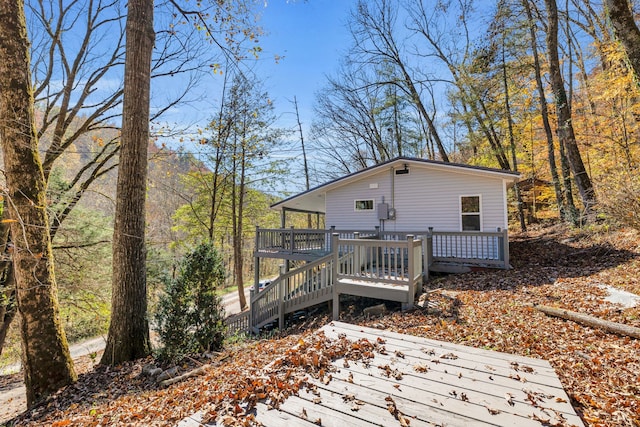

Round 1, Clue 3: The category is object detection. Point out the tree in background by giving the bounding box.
[349,0,449,163]
[173,71,283,309]
[101,0,154,365]
[521,0,567,221]
[311,62,429,177]
[28,0,212,239]
[0,0,76,404]
[605,0,640,83]
[543,0,596,219]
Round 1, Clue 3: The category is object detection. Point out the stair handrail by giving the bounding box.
[250,251,336,330]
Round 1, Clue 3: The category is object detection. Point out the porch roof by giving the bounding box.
[271,156,520,214]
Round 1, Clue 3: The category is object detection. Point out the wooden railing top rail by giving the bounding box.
[336,236,422,247]
[256,227,508,239]
[430,229,506,237]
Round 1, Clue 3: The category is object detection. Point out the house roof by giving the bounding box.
[271,156,521,214]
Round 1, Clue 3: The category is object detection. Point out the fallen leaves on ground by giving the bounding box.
[5,224,640,426]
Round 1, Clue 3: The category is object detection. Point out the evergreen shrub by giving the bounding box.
[155,242,226,359]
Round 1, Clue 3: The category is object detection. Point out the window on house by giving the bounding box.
[461,196,481,231]
[354,199,374,211]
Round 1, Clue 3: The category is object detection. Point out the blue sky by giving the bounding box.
[256,0,357,131]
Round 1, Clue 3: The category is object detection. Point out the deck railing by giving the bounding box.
[333,233,423,287]
[249,252,336,331]
[228,227,511,335]
[426,229,509,269]
[255,226,510,270]
[224,310,251,336]
[255,227,384,257]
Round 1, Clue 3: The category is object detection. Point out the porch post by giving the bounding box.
[501,228,510,269]
[329,225,336,252]
[425,227,433,280]
[332,233,340,320]
[406,235,415,306]
[353,232,360,277]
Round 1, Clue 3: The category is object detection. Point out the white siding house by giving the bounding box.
[273,157,520,234]
[244,158,520,331]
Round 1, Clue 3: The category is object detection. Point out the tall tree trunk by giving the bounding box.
[235,154,247,311]
[231,132,247,311]
[501,43,527,232]
[605,0,640,83]
[543,0,596,218]
[523,0,566,220]
[0,0,76,405]
[101,0,154,365]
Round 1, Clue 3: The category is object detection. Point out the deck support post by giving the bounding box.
[332,233,340,320]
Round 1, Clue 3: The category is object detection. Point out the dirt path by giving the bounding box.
[0,336,106,425]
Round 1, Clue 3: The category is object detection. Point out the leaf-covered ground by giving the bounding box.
[4,225,640,426]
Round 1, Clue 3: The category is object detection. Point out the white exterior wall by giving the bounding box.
[325,165,508,232]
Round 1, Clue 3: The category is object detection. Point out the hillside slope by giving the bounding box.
[4,225,639,427]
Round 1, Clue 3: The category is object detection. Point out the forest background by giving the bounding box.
[1,0,640,405]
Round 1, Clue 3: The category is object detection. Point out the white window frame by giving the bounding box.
[354,199,375,211]
[460,195,482,231]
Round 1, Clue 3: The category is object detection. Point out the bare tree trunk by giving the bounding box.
[396,64,450,162]
[101,0,154,365]
[605,0,640,83]
[208,71,231,241]
[230,132,247,311]
[0,0,76,404]
[523,0,566,220]
[544,0,596,218]
[294,96,312,228]
[353,0,450,162]
[501,43,527,232]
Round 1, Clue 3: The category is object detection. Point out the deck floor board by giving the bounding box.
[253,322,584,427]
[187,322,583,426]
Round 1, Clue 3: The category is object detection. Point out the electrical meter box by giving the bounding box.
[377,203,389,220]
[378,203,396,220]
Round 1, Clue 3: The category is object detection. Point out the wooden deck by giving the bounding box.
[184,322,584,427]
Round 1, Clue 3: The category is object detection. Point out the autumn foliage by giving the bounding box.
[1,225,637,426]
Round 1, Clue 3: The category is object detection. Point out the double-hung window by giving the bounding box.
[460,195,481,231]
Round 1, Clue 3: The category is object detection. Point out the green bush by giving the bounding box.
[154,242,226,359]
